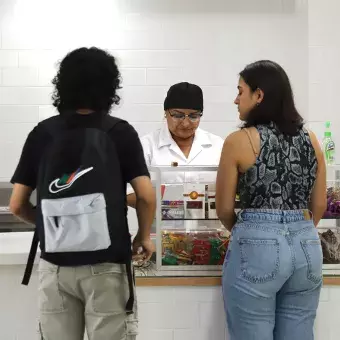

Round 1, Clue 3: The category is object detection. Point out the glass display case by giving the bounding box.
[148,165,340,276]
[319,165,340,275]
[149,166,230,275]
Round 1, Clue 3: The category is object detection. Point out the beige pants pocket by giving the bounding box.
[91,263,129,314]
[38,261,65,313]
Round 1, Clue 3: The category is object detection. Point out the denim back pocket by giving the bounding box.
[239,238,280,284]
[301,239,323,284]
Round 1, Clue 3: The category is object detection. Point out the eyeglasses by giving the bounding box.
[168,111,203,122]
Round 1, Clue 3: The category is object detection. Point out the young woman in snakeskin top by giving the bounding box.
[216,60,327,340]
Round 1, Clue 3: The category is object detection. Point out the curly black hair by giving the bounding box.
[52,47,121,114]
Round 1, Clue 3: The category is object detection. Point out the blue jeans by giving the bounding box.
[223,209,322,340]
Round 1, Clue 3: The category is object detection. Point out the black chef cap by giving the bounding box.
[164,82,203,111]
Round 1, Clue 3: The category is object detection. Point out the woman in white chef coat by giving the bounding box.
[127,82,224,207]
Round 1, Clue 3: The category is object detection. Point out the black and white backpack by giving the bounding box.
[23,114,134,313]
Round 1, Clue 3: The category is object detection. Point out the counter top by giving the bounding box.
[135,276,340,286]
[2,232,340,286]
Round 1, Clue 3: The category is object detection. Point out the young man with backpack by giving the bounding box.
[9,47,156,340]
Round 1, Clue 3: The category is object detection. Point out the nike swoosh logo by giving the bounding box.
[49,167,94,194]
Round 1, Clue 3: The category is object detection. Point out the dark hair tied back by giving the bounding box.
[240,60,303,135]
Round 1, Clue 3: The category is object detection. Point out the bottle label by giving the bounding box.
[326,141,335,152]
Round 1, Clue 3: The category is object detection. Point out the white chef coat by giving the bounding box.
[142,123,224,167]
[127,123,224,193]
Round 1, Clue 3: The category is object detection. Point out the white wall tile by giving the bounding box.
[182,67,236,87]
[125,13,163,31]
[174,328,225,340]
[121,68,147,86]
[0,105,39,123]
[38,67,57,86]
[18,50,62,68]
[139,329,174,340]
[199,121,238,139]
[172,287,222,302]
[147,68,184,86]
[132,122,164,137]
[0,87,52,105]
[0,122,35,178]
[113,103,163,122]
[139,302,199,329]
[123,86,167,104]
[202,86,234,104]
[202,103,238,122]
[2,68,39,86]
[137,287,175,303]
[198,301,225,329]
[0,50,18,67]
[329,287,340,301]
[115,50,191,68]
[320,287,330,302]
[39,105,58,121]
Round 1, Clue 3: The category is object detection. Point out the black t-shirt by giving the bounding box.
[11,113,149,190]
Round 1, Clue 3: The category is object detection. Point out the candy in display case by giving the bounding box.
[162,229,229,266]
[324,167,340,219]
[324,184,340,219]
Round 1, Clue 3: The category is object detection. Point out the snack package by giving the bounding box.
[323,186,340,218]
[162,200,184,220]
[161,184,185,220]
[183,183,205,219]
[319,229,340,264]
[161,230,229,266]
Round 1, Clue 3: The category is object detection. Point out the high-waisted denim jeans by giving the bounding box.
[223,209,322,340]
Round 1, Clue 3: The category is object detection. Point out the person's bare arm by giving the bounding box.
[130,175,156,261]
[216,133,239,231]
[127,193,136,208]
[9,184,35,225]
[308,130,327,226]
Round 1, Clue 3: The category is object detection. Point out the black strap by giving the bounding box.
[125,262,135,315]
[102,116,120,133]
[22,230,39,285]
[40,115,121,141]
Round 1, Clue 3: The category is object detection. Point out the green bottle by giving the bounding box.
[323,121,335,166]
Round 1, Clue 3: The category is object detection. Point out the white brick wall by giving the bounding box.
[1,265,340,340]
[308,0,340,161]
[0,0,308,182]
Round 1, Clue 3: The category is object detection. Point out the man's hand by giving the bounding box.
[132,234,155,264]
[9,183,35,225]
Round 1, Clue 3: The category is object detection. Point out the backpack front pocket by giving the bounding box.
[42,193,111,253]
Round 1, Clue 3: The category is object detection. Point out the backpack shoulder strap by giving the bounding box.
[39,115,124,136]
[22,229,39,285]
[101,115,124,133]
[38,116,67,139]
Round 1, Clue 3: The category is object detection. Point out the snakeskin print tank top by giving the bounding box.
[238,122,317,210]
